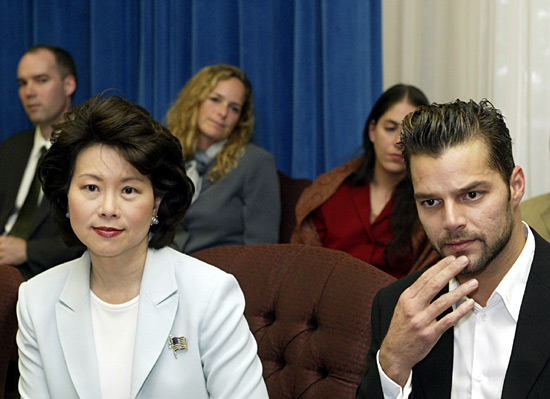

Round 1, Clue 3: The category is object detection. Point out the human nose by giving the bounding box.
[216,102,229,118]
[443,201,466,232]
[99,192,119,218]
[22,82,36,98]
[392,130,402,147]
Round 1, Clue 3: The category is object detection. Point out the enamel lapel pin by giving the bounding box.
[168,335,188,359]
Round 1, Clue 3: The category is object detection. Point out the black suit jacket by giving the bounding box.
[357,229,550,399]
[0,129,83,279]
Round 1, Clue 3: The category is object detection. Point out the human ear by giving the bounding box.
[63,75,76,98]
[509,165,525,207]
[153,196,163,214]
[368,120,376,143]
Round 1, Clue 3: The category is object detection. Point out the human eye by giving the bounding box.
[464,191,482,201]
[122,186,137,195]
[17,79,26,88]
[230,105,241,114]
[382,121,399,133]
[84,184,98,192]
[36,76,49,84]
[208,95,220,103]
[421,199,441,208]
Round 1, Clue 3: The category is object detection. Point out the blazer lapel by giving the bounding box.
[502,231,550,398]
[351,184,372,239]
[131,248,179,398]
[30,195,50,235]
[56,252,102,399]
[414,296,454,399]
[199,172,214,194]
[0,129,34,229]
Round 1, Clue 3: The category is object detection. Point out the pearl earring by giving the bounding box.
[151,215,159,226]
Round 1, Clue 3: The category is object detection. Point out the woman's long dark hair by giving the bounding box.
[347,84,429,267]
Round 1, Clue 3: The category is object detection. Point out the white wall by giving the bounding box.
[383,0,550,199]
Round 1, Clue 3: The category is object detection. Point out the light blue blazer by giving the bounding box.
[17,247,268,399]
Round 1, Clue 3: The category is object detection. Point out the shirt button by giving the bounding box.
[481,314,488,321]
[475,372,484,381]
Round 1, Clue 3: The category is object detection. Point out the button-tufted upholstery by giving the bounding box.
[0,265,25,396]
[193,243,395,399]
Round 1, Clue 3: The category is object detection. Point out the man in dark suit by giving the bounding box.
[357,99,550,398]
[0,45,83,280]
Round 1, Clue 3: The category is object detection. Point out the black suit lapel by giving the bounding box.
[0,129,35,229]
[413,302,454,399]
[29,195,51,237]
[502,231,550,399]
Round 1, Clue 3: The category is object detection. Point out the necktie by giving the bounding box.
[9,146,47,239]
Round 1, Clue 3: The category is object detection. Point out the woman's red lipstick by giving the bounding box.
[93,227,123,238]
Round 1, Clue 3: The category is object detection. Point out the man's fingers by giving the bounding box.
[406,256,470,304]
[417,256,470,303]
[435,297,475,334]
[426,278,478,321]
[404,255,457,298]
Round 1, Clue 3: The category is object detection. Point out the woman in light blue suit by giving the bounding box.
[16,95,268,399]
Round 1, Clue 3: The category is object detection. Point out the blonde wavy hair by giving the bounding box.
[166,64,254,182]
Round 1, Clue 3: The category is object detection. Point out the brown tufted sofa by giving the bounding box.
[0,265,25,396]
[193,243,395,399]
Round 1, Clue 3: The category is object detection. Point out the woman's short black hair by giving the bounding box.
[39,94,194,249]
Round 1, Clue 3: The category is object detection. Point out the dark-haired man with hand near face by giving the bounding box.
[357,99,550,399]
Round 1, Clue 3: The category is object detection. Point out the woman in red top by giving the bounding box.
[291,84,439,278]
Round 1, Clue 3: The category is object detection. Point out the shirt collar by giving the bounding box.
[494,222,534,321]
[34,126,51,152]
[203,139,227,159]
[450,222,535,321]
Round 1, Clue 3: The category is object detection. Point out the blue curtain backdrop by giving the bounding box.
[0,0,382,180]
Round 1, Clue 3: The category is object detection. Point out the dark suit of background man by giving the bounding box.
[357,99,550,398]
[0,45,83,280]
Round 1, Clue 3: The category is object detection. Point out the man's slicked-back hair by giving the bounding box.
[39,94,194,249]
[400,99,515,184]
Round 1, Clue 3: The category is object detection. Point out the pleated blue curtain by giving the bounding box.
[0,0,382,180]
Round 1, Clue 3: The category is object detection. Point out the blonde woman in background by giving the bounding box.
[166,64,280,254]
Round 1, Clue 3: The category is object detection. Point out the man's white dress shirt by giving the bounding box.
[378,223,535,399]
